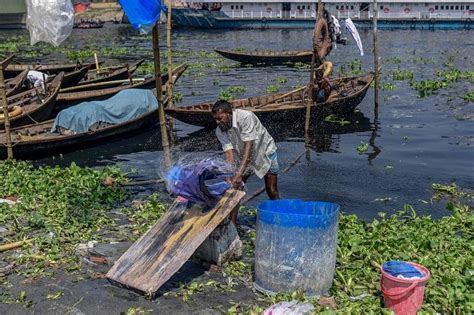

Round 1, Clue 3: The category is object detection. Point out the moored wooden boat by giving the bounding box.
[59,65,92,88]
[56,63,188,109]
[76,59,145,89]
[165,72,374,129]
[4,62,100,79]
[215,49,312,64]
[5,70,28,97]
[0,81,186,160]
[1,73,63,129]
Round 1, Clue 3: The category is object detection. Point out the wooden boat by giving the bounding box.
[4,62,100,79]
[5,70,28,97]
[58,65,92,88]
[56,63,188,109]
[165,72,374,129]
[0,69,187,159]
[76,59,145,89]
[0,73,63,129]
[215,49,312,64]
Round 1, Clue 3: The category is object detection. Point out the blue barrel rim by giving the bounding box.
[257,199,340,217]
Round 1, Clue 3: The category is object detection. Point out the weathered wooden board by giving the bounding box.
[106,189,245,295]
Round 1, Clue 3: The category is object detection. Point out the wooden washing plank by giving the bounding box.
[106,189,245,295]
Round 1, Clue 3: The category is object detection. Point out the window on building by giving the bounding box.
[456,6,459,10]
[351,5,354,10]
[308,5,311,10]
[336,5,339,10]
[230,5,233,10]
[450,6,454,10]
[297,5,300,9]
[380,5,384,10]
[461,6,464,10]
[441,6,444,10]
[467,6,470,10]
[346,5,349,10]
[435,5,438,10]
[302,5,305,10]
[425,3,428,6]
[240,5,243,10]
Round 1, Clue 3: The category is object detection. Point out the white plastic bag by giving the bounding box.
[263,301,314,315]
[26,0,74,47]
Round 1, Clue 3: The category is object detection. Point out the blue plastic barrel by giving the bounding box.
[254,199,340,297]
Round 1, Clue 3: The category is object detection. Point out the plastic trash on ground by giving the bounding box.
[164,157,233,206]
[263,301,314,315]
[26,0,74,47]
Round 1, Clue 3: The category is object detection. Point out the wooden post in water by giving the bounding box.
[373,0,380,108]
[166,0,175,145]
[0,56,15,159]
[152,22,171,169]
[304,0,323,158]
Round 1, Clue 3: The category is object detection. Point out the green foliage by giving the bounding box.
[0,160,127,275]
[324,114,350,126]
[121,193,167,237]
[277,77,289,84]
[463,91,474,102]
[218,86,246,101]
[266,85,280,93]
[381,83,396,91]
[123,306,152,315]
[172,92,183,103]
[356,142,369,154]
[410,80,449,98]
[391,69,414,81]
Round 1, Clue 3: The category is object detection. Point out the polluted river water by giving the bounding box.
[1,25,473,221]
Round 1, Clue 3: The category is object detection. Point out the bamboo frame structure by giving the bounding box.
[152,22,171,169]
[0,55,15,159]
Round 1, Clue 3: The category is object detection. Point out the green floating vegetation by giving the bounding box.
[324,114,350,126]
[436,69,474,82]
[463,91,474,102]
[218,86,247,101]
[356,142,369,154]
[338,59,363,77]
[266,85,280,93]
[391,69,414,81]
[410,80,449,98]
[0,160,127,276]
[65,47,130,61]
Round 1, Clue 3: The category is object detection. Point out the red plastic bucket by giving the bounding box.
[380,262,430,315]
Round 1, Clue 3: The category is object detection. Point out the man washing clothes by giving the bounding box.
[212,100,280,223]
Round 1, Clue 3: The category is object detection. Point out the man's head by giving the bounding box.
[212,100,233,132]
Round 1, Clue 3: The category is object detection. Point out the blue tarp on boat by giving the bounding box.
[51,89,158,134]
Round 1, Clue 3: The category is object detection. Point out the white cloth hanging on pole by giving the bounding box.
[345,18,364,56]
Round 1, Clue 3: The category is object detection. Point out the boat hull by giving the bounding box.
[166,73,373,129]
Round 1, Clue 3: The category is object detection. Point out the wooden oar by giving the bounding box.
[253,86,307,109]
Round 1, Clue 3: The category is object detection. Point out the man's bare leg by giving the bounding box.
[264,172,280,200]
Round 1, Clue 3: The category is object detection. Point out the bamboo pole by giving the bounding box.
[373,0,380,108]
[0,55,15,159]
[166,0,175,145]
[152,22,171,169]
[94,53,100,73]
[304,0,323,158]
